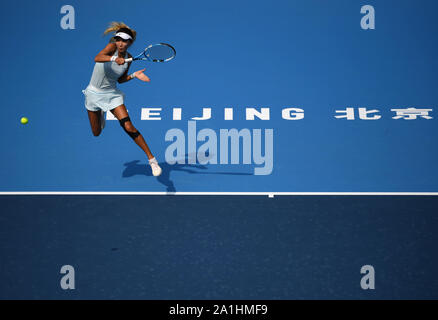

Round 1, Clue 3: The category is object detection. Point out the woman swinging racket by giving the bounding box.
[82,22,162,176]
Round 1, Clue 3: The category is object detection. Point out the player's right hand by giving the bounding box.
[115,57,125,65]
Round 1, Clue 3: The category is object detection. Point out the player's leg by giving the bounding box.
[87,110,102,136]
[110,104,154,159]
[110,104,162,176]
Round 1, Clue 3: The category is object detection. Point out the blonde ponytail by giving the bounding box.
[103,21,137,43]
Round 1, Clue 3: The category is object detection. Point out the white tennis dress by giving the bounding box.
[82,49,129,112]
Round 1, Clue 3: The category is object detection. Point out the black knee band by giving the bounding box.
[119,116,131,128]
[119,116,141,140]
[128,130,140,140]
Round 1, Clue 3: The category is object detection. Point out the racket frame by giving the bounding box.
[125,43,176,63]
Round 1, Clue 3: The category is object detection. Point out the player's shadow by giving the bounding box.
[122,153,252,193]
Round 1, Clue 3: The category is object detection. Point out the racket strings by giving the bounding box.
[145,44,176,62]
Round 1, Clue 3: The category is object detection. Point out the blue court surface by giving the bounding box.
[1,0,438,299]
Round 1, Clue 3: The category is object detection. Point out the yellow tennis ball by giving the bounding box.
[21,117,28,124]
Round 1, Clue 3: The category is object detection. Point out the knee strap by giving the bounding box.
[119,116,131,128]
[119,116,141,140]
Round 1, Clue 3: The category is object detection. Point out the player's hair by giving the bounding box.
[103,21,137,43]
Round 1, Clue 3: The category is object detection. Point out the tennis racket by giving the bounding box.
[125,43,176,63]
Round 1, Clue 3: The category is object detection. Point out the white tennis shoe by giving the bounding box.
[149,157,162,176]
[100,110,106,130]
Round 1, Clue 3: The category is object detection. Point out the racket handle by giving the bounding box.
[124,58,133,63]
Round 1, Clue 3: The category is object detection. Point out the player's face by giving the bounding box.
[115,37,131,52]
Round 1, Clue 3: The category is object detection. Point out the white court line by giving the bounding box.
[0,192,438,196]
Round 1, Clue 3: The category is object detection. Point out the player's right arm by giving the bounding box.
[94,43,121,63]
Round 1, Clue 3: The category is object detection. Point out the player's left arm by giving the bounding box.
[118,53,150,83]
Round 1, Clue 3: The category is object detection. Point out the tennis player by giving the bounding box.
[82,22,162,176]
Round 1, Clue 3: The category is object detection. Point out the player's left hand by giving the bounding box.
[134,68,150,82]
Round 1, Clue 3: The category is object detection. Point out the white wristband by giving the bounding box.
[130,72,137,79]
[110,56,116,62]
